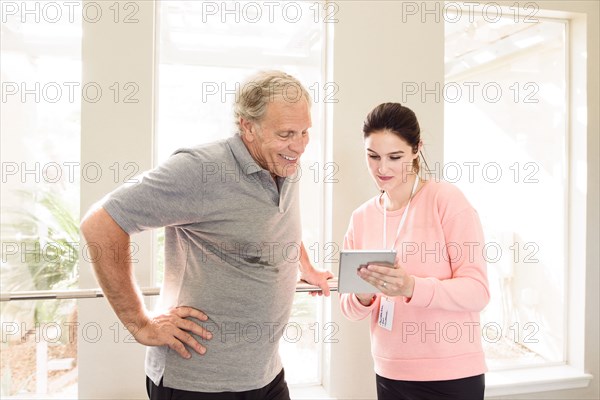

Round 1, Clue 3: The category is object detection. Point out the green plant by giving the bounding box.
[23,190,78,292]
[1,188,79,325]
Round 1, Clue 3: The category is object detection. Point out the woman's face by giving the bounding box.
[364,130,418,192]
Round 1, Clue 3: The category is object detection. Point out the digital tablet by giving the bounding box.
[338,250,397,293]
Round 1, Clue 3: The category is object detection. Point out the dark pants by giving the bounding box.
[376,373,485,400]
[146,369,290,400]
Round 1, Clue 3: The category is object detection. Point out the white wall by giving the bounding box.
[78,1,155,398]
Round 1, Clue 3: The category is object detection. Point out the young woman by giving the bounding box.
[340,102,489,400]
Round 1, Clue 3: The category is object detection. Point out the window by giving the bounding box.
[1,1,82,397]
[444,11,567,369]
[156,0,328,385]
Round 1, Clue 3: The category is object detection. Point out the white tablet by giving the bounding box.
[338,250,397,293]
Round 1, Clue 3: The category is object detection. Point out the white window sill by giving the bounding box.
[290,385,334,400]
[485,364,593,397]
[290,365,593,399]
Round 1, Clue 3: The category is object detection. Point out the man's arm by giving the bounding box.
[80,206,211,359]
[298,241,334,296]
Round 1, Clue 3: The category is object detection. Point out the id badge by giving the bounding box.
[377,296,394,331]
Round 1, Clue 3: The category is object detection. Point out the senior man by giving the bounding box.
[80,70,332,400]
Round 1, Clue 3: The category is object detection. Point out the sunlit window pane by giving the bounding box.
[1,1,82,397]
[0,300,78,398]
[444,14,567,369]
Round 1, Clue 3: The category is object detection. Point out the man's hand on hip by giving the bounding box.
[133,306,212,359]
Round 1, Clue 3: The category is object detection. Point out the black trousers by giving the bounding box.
[146,369,290,400]
[376,373,485,400]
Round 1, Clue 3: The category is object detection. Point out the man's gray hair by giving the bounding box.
[234,70,312,134]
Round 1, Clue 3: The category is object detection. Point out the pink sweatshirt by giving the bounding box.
[340,180,490,381]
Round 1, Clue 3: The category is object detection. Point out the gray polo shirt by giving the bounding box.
[103,135,301,392]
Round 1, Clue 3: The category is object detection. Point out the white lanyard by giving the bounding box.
[382,174,419,250]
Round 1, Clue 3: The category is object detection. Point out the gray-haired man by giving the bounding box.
[80,70,332,399]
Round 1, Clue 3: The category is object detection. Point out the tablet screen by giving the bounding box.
[338,250,397,293]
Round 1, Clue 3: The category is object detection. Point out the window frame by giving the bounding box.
[441,8,592,395]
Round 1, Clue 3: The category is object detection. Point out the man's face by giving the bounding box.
[241,98,311,178]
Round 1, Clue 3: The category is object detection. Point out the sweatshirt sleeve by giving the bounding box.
[339,216,379,321]
[406,206,490,312]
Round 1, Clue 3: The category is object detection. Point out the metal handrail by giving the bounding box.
[0,279,338,302]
